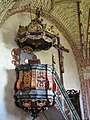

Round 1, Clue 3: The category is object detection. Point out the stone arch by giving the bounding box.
[1,5,88,119]
[0,5,84,83]
[0,6,81,53]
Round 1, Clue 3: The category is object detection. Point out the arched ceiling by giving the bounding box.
[0,1,90,119]
[0,0,90,63]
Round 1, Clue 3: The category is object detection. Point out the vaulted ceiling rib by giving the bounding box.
[0,0,90,61]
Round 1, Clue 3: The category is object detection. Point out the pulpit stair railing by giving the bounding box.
[54,68,81,120]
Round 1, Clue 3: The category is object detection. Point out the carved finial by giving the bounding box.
[36,7,41,18]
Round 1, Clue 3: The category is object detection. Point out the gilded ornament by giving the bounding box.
[19,38,27,43]
[22,46,33,54]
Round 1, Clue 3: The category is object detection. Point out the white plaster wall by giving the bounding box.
[0,13,81,120]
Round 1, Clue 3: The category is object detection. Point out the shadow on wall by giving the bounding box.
[1,29,17,49]
[4,69,32,120]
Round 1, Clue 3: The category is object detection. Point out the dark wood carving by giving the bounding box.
[66,89,81,118]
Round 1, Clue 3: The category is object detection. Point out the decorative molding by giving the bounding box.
[0,2,89,119]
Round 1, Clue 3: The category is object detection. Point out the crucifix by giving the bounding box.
[53,35,69,84]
